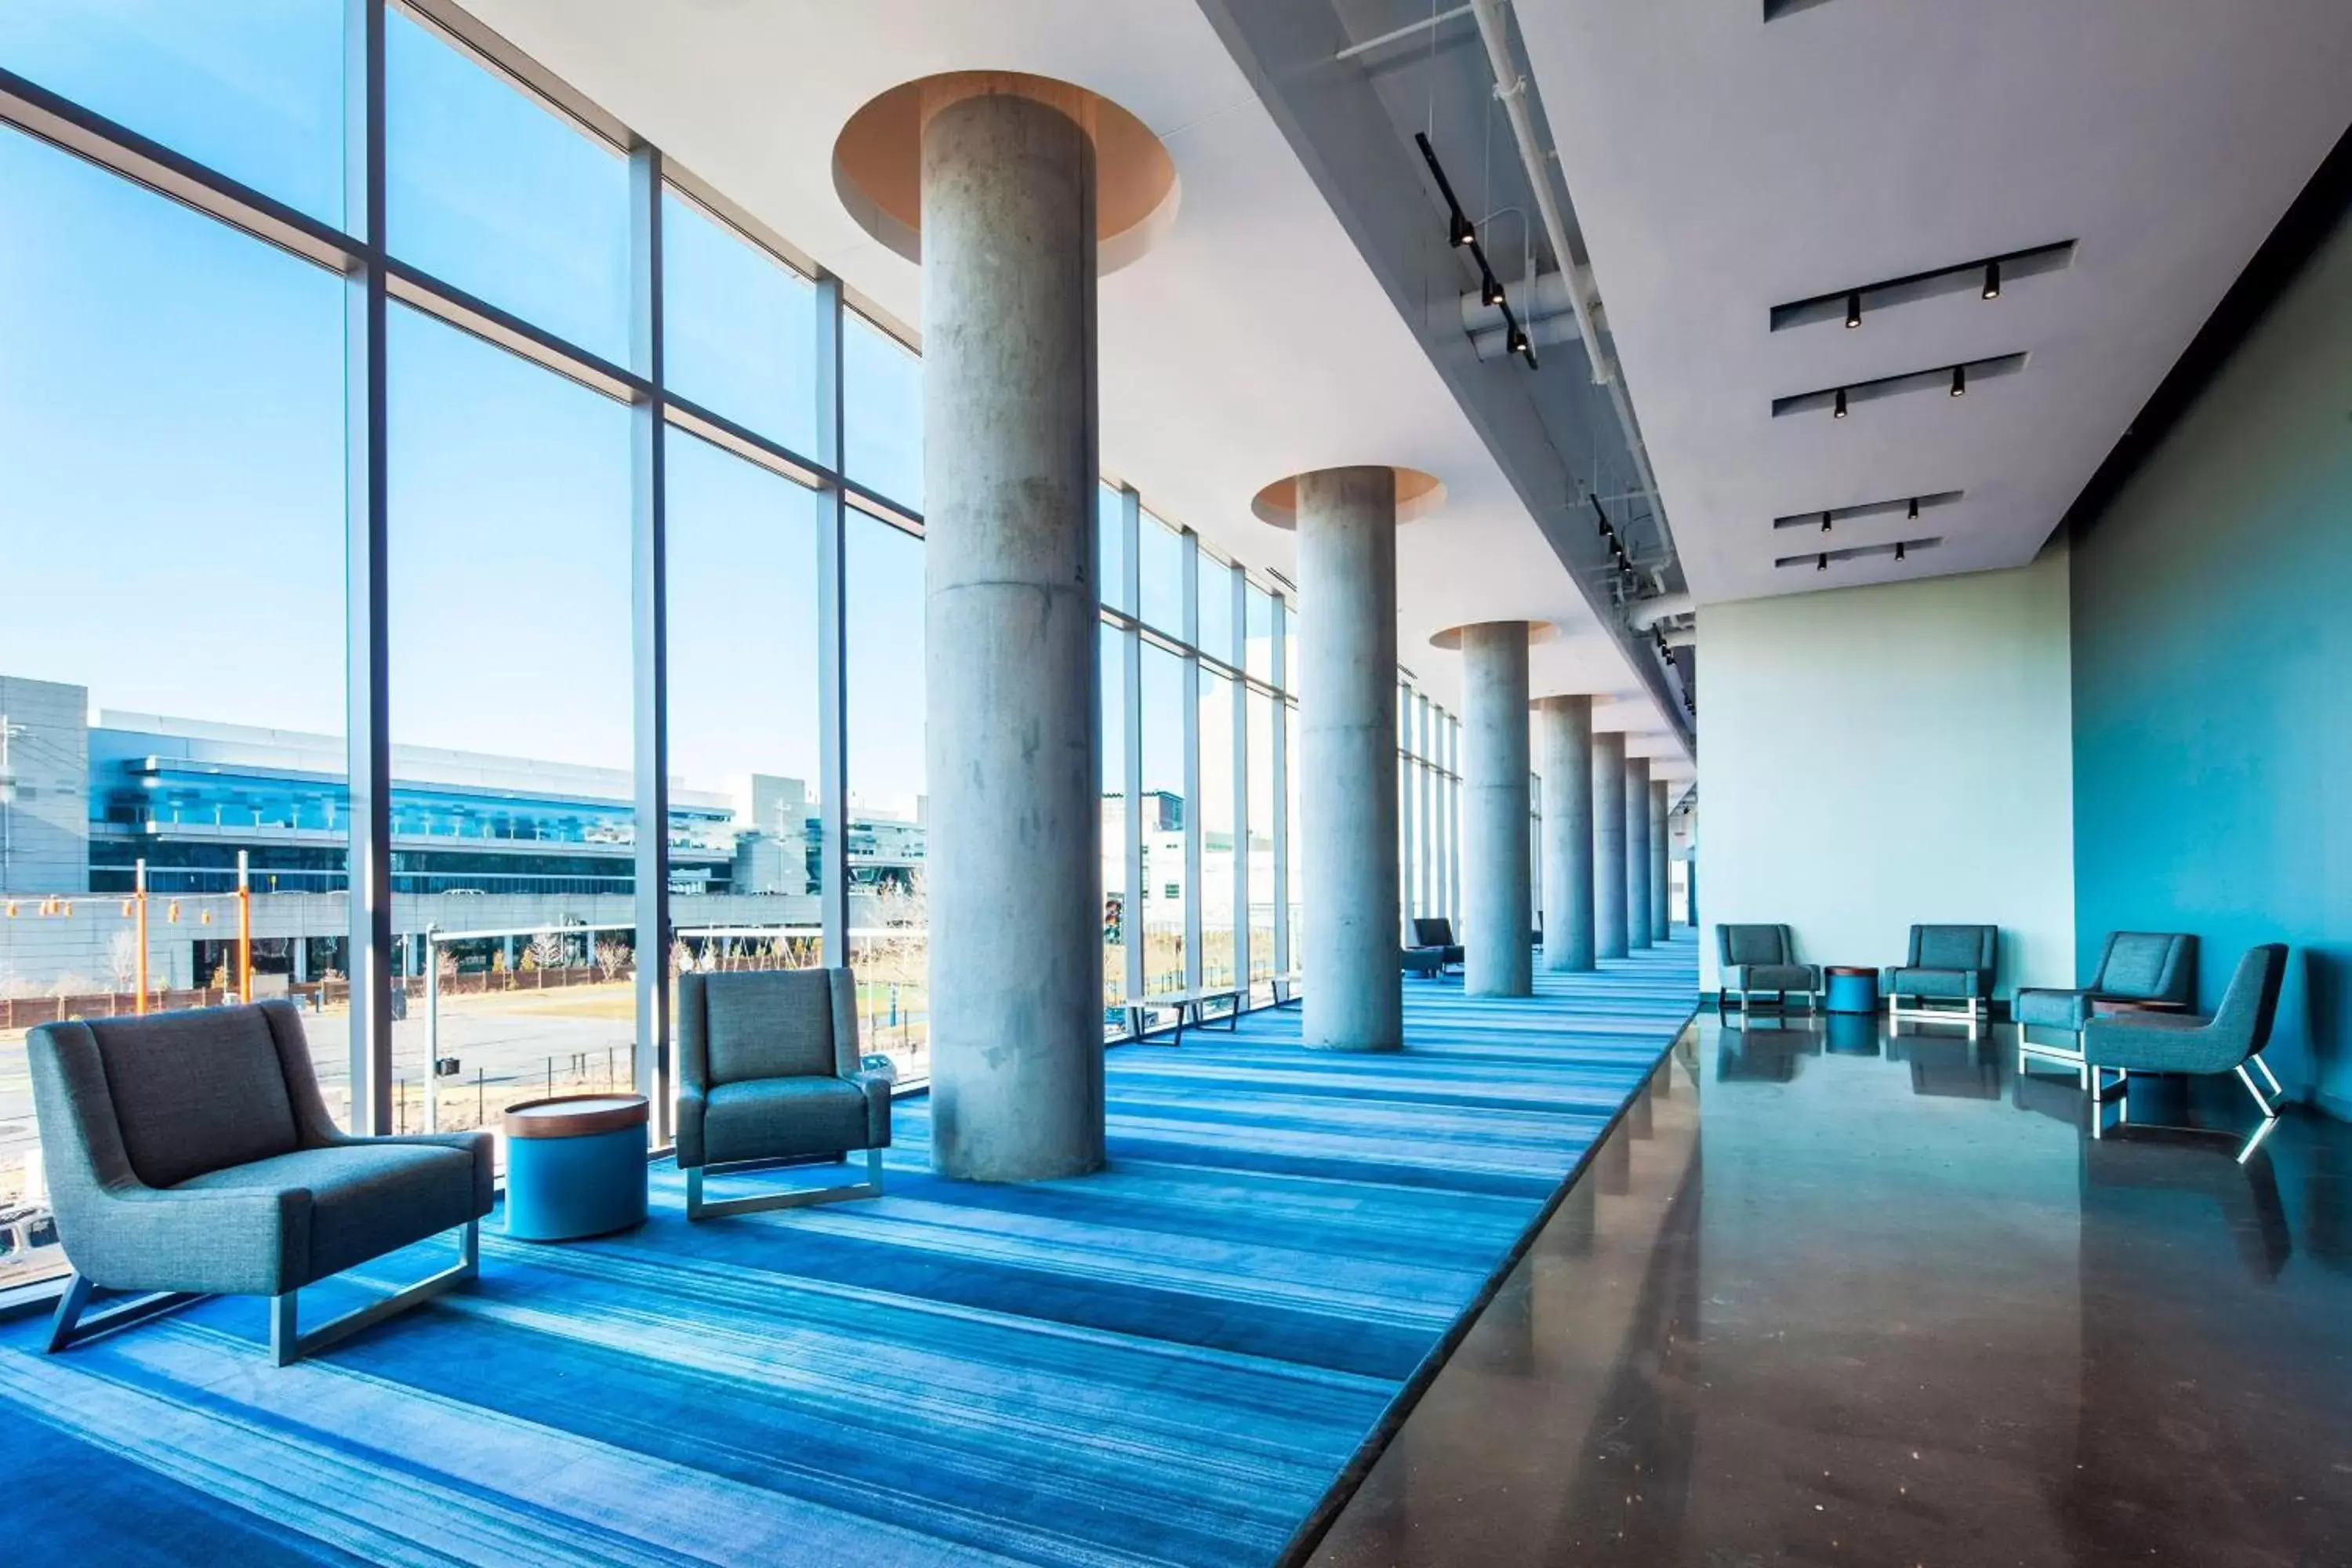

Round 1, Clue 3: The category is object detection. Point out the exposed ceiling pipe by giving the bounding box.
[1465,0,1677,570]
[1458,267,1587,334]
[1628,591,1693,631]
[1469,309,1581,361]
[1662,625,1696,649]
[1468,0,1604,384]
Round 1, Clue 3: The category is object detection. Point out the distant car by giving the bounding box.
[0,1202,62,1289]
[444,887,488,896]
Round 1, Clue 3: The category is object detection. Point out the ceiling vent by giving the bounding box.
[1771,241,2075,332]
[1773,353,2025,418]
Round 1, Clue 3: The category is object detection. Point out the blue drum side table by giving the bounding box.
[1825,966,1881,1016]
[503,1094,650,1241]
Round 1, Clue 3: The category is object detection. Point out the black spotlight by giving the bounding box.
[1508,325,1532,359]
[1951,364,1966,397]
[1983,260,2001,300]
[1895,540,1908,562]
[1820,511,1832,532]
[1845,291,1861,329]
[1907,495,1919,521]
[1833,387,1849,419]
[1817,552,1828,572]
[1481,274,1505,308]
[1448,211,1475,249]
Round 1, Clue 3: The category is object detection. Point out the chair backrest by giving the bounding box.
[681,967,857,1089]
[1718,924,1792,967]
[32,1004,308,1189]
[1411,917,1456,949]
[1910,924,1996,973]
[2092,931,2198,1006]
[2208,944,2289,1058]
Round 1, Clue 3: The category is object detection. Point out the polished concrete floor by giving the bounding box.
[1312,1009,2352,1567]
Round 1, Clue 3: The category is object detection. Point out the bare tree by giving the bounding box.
[107,929,140,994]
[525,931,567,971]
[593,938,628,982]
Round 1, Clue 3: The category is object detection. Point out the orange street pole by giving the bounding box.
[238,848,252,1004]
[134,857,150,1014]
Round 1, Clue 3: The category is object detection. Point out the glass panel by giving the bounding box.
[1138,512,1185,636]
[1247,691,1277,996]
[1100,622,1128,1036]
[387,9,630,361]
[0,129,348,1289]
[1245,584,1275,685]
[845,514,929,1077]
[1283,600,1298,694]
[387,303,634,1159]
[0,0,347,224]
[844,310,923,510]
[662,191,818,456]
[1198,670,1236,990]
[665,434,826,1042]
[1094,482,1127,615]
[1196,546,1235,668]
[1139,644,1186,1002]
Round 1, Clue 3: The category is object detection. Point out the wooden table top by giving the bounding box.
[503,1093,649,1140]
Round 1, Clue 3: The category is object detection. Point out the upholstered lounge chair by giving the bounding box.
[2086,944,2288,1156]
[1715,924,1822,1018]
[1883,925,1998,1038]
[676,967,892,1218]
[2016,931,2198,1083]
[27,1001,492,1366]
[1410,918,1465,974]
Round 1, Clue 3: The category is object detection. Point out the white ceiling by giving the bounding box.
[451,0,1692,773]
[1515,0,2352,605]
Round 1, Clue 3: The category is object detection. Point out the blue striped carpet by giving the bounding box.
[1,938,1697,1566]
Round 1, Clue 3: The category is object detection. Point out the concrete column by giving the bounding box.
[1460,622,1532,996]
[1650,780,1671,943]
[922,86,1105,1180]
[1298,466,1403,1052]
[1625,754,1652,952]
[1535,696,1595,971]
[1593,731,1628,959]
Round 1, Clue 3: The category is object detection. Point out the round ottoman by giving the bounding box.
[503,1094,650,1241]
[1824,966,1880,1016]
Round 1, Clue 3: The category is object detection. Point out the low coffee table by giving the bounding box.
[1824,965,1879,1015]
[503,1094,650,1241]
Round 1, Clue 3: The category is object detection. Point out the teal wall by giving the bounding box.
[2071,209,2352,1112]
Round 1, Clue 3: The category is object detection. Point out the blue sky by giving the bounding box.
[0,5,932,811]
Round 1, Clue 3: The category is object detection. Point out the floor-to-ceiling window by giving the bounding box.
[0,0,1327,1298]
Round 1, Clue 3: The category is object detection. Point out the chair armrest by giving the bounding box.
[69,1182,313,1298]
[675,1085,709,1170]
[2084,1013,2238,1075]
[1722,964,1748,989]
[317,1130,495,1218]
[851,1070,894,1151]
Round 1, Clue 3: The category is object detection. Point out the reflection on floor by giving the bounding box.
[1313,1011,2352,1567]
[0,939,1697,1568]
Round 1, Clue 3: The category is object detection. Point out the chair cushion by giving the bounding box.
[2098,934,2180,1000]
[174,1142,477,1288]
[1412,918,1455,949]
[705,970,837,1084]
[2014,987,2092,1030]
[1915,926,1991,971]
[1886,967,1980,999]
[1722,925,1790,967]
[1727,964,1815,992]
[87,1008,301,1189]
[703,1077,869,1165]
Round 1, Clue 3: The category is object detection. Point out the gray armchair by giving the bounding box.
[677,967,892,1218]
[1715,924,1822,1018]
[2016,931,2198,1083]
[27,1001,492,1366]
[1883,924,1999,1037]
[2086,944,2289,1142]
[1410,918,1465,973]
